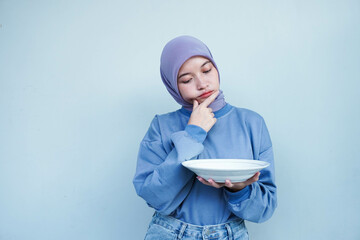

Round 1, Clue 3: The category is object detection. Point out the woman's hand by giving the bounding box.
[197,172,261,192]
[188,90,219,132]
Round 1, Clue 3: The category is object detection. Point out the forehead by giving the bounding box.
[179,56,211,72]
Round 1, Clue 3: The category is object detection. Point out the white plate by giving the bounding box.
[182,159,270,183]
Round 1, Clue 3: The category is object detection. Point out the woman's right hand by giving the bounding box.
[188,90,219,132]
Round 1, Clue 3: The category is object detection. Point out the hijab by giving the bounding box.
[160,35,226,112]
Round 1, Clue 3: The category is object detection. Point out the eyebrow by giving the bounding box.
[178,60,212,80]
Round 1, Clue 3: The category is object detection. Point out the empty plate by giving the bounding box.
[182,159,270,183]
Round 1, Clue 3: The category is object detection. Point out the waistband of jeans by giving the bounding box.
[152,211,244,232]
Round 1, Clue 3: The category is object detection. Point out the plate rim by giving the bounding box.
[181,159,270,171]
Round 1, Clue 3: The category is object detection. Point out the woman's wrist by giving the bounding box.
[185,124,207,143]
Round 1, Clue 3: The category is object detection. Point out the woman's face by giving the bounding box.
[177,56,219,105]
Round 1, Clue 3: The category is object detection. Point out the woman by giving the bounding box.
[133,35,277,240]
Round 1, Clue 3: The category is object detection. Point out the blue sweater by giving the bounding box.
[133,104,277,225]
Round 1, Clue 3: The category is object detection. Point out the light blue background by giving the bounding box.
[1,0,359,239]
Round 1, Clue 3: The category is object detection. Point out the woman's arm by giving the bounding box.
[134,92,218,215]
[133,116,207,215]
[223,118,277,223]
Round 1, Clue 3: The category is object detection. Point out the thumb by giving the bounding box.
[192,100,199,110]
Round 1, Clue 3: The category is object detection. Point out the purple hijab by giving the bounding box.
[160,35,226,112]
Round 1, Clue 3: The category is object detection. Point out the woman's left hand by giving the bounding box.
[196,172,260,192]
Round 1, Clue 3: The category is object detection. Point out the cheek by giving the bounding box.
[210,69,219,81]
[179,86,196,103]
[210,73,220,86]
[178,85,190,98]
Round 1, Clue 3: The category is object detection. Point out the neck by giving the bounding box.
[209,97,227,112]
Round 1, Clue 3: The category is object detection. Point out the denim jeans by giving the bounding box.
[145,212,249,240]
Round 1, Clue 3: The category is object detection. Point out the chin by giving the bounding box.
[195,99,205,104]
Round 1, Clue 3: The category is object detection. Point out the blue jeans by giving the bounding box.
[145,212,249,240]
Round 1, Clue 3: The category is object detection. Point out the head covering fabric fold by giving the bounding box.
[160,35,226,112]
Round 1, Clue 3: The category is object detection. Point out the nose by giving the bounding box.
[196,77,207,90]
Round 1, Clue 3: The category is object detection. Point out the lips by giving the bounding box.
[199,91,214,98]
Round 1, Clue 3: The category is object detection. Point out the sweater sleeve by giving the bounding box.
[224,117,277,223]
[133,116,207,215]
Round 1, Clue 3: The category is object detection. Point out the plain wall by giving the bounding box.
[1,0,359,239]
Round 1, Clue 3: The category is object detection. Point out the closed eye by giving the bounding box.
[182,79,192,84]
[203,68,212,74]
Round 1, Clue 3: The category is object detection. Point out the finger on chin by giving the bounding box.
[201,91,219,107]
[192,100,199,109]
